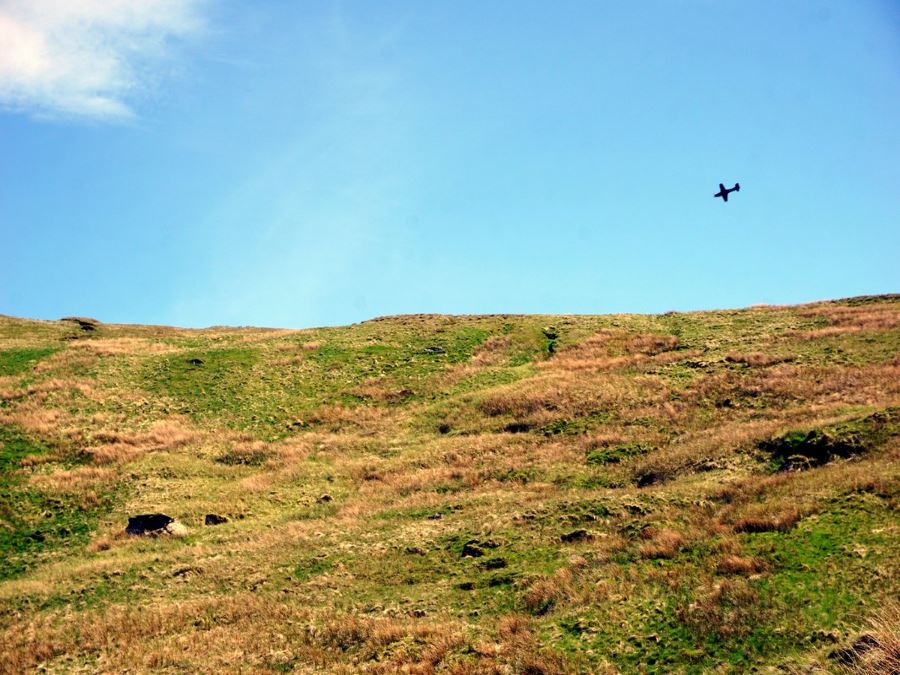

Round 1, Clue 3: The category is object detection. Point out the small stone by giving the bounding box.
[461,540,485,558]
[204,514,228,526]
[479,557,507,570]
[126,513,174,536]
[61,317,99,332]
[165,521,189,537]
[504,422,531,433]
[187,358,204,366]
[426,513,443,520]
[317,494,333,503]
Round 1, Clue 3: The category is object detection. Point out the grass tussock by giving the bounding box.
[69,337,178,356]
[724,352,795,367]
[676,578,762,639]
[838,601,900,674]
[716,554,769,576]
[639,528,686,559]
[523,567,575,615]
[731,507,803,533]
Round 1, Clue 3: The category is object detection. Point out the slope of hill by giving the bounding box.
[1,297,898,673]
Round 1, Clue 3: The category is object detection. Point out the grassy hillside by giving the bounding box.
[0,297,898,673]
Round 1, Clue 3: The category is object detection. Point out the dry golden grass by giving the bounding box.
[1,582,509,673]
[841,601,900,675]
[86,419,197,464]
[716,554,768,576]
[676,578,761,639]
[470,335,512,366]
[523,567,575,615]
[801,304,900,331]
[28,466,118,492]
[542,330,682,372]
[68,337,179,356]
[0,404,71,436]
[0,377,94,403]
[639,528,686,559]
[32,349,99,374]
[0,375,22,400]
[348,378,415,403]
[308,403,395,434]
[724,352,795,367]
[478,371,668,424]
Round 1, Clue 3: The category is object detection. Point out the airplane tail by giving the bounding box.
[734,182,740,191]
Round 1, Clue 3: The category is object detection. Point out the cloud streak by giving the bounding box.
[0,0,203,120]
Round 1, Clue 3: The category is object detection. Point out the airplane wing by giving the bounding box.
[719,183,726,192]
[721,192,728,202]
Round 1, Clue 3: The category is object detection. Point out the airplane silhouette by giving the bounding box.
[714,182,740,202]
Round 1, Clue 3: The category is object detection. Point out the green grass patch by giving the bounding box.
[593,498,897,672]
[0,347,57,376]
[294,556,334,581]
[0,426,118,580]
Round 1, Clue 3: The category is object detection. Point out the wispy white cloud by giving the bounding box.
[0,0,203,120]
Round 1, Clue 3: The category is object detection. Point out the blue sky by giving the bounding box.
[2,1,898,328]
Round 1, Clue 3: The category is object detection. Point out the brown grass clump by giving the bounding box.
[86,531,128,552]
[0,375,23,400]
[0,405,70,436]
[87,419,196,464]
[69,338,178,356]
[639,528,686,559]
[458,614,574,675]
[685,362,900,411]
[732,507,802,534]
[544,330,680,372]
[28,466,117,492]
[836,602,900,674]
[626,333,679,355]
[0,594,291,674]
[478,372,667,429]
[523,568,574,615]
[724,352,794,367]
[676,578,762,639]
[716,554,768,576]
[348,378,415,403]
[801,304,900,331]
[470,335,513,366]
[479,381,564,418]
[308,403,391,433]
[0,595,472,674]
